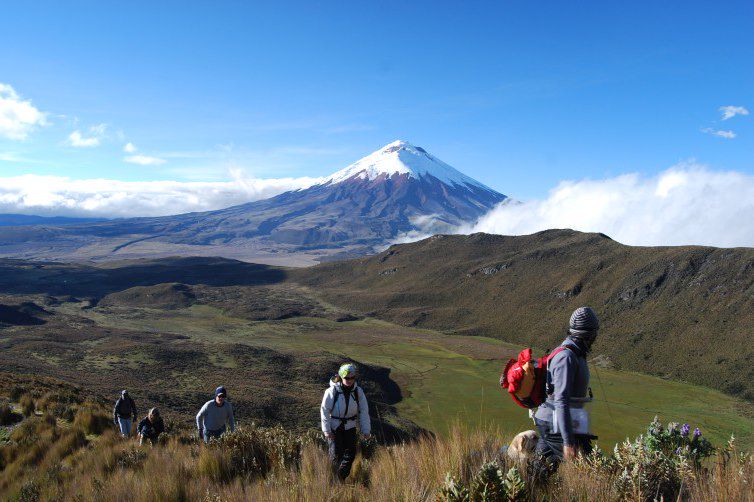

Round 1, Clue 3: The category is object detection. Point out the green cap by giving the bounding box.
[338,363,356,379]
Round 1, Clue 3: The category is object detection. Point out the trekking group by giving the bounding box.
[113,306,599,480]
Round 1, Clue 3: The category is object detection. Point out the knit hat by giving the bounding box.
[338,363,356,379]
[215,386,227,397]
[569,306,599,336]
[148,407,159,417]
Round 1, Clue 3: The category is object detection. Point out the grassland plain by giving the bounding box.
[31,290,754,451]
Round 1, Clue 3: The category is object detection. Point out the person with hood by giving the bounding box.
[196,386,235,443]
[113,390,138,438]
[320,363,371,481]
[533,307,599,469]
[137,407,165,446]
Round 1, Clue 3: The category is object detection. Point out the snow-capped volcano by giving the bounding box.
[325,140,496,193]
[0,141,507,264]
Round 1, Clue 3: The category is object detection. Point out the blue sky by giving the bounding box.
[1,1,752,209]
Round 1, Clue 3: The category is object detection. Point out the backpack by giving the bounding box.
[330,385,360,425]
[500,345,577,409]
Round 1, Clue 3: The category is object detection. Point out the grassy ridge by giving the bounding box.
[294,230,754,401]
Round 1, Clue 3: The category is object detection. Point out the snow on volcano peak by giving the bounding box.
[324,140,495,191]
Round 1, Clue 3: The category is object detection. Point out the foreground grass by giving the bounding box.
[1,403,752,502]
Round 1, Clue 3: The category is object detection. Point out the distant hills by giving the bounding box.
[294,229,754,401]
[0,141,505,264]
[0,214,107,227]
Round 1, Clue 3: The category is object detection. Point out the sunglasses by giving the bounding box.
[344,375,355,381]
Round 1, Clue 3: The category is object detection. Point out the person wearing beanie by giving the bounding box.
[533,307,599,470]
[320,363,371,481]
[196,386,235,443]
[113,389,138,438]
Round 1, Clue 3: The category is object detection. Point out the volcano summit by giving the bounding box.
[0,141,506,265]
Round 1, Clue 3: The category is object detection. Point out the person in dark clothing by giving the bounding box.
[533,307,599,472]
[137,408,165,446]
[113,390,138,438]
[320,363,371,481]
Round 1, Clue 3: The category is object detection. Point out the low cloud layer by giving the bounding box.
[0,171,323,218]
[463,163,754,248]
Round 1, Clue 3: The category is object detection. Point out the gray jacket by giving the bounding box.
[534,336,590,446]
[196,399,236,433]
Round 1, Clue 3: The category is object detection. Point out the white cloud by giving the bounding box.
[0,83,48,140]
[460,162,754,248]
[123,142,137,153]
[66,124,107,147]
[720,105,749,121]
[702,128,736,139]
[0,170,324,218]
[124,154,166,166]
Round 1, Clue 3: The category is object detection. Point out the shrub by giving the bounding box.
[0,403,22,426]
[74,408,112,435]
[19,394,35,417]
[9,386,24,401]
[439,462,526,501]
[572,417,717,501]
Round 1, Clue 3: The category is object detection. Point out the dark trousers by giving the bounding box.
[533,418,592,472]
[328,426,358,480]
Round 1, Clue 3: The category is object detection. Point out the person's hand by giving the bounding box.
[198,430,204,440]
[325,432,335,440]
[363,434,371,441]
[564,445,577,461]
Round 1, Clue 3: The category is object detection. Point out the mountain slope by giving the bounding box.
[0,141,505,263]
[293,229,754,401]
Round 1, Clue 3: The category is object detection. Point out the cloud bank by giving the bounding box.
[0,83,48,140]
[462,163,754,248]
[0,171,324,218]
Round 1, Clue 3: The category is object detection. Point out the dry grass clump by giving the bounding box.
[18,394,35,417]
[73,407,113,435]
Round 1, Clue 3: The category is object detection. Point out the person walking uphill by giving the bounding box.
[533,307,599,470]
[196,386,235,442]
[113,390,137,438]
[320,363,371,481]
[137,408,165,446]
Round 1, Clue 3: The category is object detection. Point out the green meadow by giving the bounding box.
[59,302,754,451]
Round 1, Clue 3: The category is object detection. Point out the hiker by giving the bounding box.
[137,407,165,446]
[533,307,599,469]
[320,363,371,481]
[113,389,138,438]
[196,386,236,442]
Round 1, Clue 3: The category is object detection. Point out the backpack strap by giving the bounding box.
[330,386,359,423]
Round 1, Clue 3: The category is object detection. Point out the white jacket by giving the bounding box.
[320,379,371,436]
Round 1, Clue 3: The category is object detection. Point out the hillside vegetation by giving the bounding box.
[294,230,754,401]
[1,376,752,501]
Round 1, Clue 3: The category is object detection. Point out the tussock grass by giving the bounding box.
[1,397,753,501]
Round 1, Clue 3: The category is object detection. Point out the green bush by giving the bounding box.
[439,463,526,502]
[573,417,717,501]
